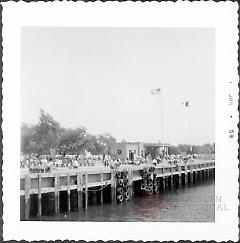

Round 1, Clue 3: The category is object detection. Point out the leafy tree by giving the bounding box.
[58,127,88,156]
[168,143,215,155]
[21,123,37,155]
[32,109,61,155]
[97,133,116,154]
[168,146,178,155]
[20,109,118,157]
[86,135,103,155]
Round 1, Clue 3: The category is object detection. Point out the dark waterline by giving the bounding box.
[31,179,215,222]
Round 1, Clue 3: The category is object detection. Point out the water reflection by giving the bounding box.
[33,179,214,222]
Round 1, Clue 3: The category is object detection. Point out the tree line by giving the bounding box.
[168,143,215,155]
[21,109,116,156]
[21,109,215,156]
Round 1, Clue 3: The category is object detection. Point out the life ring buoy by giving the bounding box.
[117,179,124,187]
[124,184,129,191]
[116,171,121,178]
[117,194,124,203]
[148,182,153,188]
[117,149,121,154]
[148,187,153,194]
[123,181,128,188]
[141,183,147,190]
[142,169,148,177]
[148,178,153,184]
[124,191,130,200]
[116,187,124,195]
[122,171,128,179]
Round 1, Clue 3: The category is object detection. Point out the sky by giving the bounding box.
[21,27,215,145]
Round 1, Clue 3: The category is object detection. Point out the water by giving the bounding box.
[33,179,215,222]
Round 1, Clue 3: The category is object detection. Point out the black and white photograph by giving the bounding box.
[20,27,215,222]
[2,2,239,241]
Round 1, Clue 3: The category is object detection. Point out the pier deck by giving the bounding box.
[20,160,215,219]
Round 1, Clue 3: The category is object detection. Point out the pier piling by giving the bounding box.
[77,173,83,210]
[190,165,193,184]
[37,174,42,217]
[24,175,30,220]
[54,174,59,213]
[20,160,215,220]
[170,167,174,188]
[100,173,104,204]
[178,165,182,188]
[111,171,116,203]
[67,174,71,212]
[84,173,88,210]
[184,165,188,186]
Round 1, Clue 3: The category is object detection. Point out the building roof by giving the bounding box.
[116,141,170,147]
[144,143,170,147]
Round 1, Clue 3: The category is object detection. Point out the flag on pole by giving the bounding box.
[181,101,190,107]
[151,88,161,95]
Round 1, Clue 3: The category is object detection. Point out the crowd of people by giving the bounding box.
[20,151,198,173]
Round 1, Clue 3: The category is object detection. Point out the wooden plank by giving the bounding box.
[24,175,30,219]
[100,172,103,204]
[54,173,59,213]
[85,173,88,210]
[67,174,71,212]
[38,174,42,217]
[77,172,83,209]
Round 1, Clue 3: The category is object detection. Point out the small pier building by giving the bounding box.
[111,142,170,160]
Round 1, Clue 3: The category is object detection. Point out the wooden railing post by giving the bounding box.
[38,174,42,217]
[206,162,209,178]
[170,167,174,188]
[162,168,166,190]
[54,173,59,213]
[85,173,88,210]
[128,168,133,198]
[178,164,182,188]
[24,175,30,219]
[190,164,193,184]
[77,172,83,209]
[111,171,116,203]
[184,165,188,185]
[67,174,71,212]
[100,172,104,204]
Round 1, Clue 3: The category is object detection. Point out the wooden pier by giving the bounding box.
[20,160,215,220]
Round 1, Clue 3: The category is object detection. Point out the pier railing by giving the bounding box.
[20,160,215,220]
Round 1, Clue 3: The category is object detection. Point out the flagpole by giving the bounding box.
[188,102,192,153]
[161,88,164,157]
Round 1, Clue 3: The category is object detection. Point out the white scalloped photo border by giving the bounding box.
[2,2,239,241]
